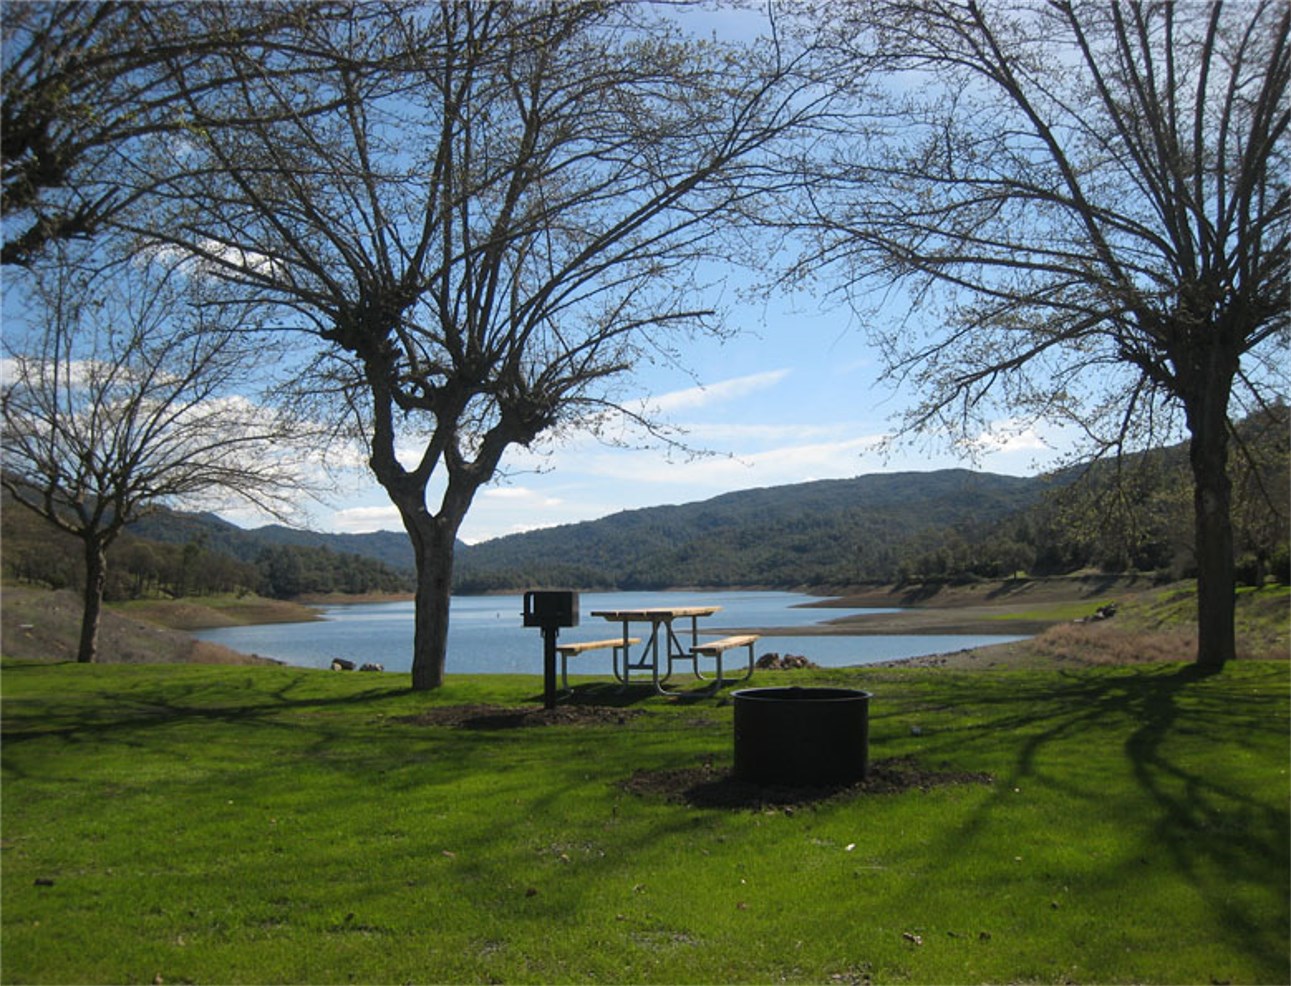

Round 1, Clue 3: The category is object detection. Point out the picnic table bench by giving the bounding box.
[689,633,759,686]
[555,636,640,693]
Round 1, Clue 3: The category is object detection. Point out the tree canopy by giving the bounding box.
[130,1,827,688]
[791,0,1289,668]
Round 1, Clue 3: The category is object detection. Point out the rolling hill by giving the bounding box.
[453,469,1063,590]
[127,510,420,573]
[116,469,1059,591]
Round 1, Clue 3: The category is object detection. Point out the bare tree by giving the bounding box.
[1,1,359,265]
[1,247,311,663]
[795,0,1289,670]
[135,2,824,690]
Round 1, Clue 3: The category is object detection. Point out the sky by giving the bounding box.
[276,4,1071,545]
[235,290,1077,545]
[2,3,1080,547]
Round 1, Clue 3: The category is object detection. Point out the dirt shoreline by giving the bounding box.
[715,575,1147,639]
[13,575,1250,672]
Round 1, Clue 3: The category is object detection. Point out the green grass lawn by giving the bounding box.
[2,659,1287,985]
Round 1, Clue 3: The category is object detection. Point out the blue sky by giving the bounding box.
[249,290,1076,545]
[2,3,1078,546]
[283,4,1073,545]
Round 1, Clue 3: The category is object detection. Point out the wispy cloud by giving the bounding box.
[563,432,887,489]
[648,369,791,413]
[479,486,564,508]
[666,434,888,488]
[962,419,1055,456]
[681,420,859,443]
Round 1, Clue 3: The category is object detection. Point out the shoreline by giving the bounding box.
[134,576,1136,641]
[7,578,1284,671]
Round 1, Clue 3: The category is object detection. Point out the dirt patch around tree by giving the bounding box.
[395,703,647,730]
[622,755,994,810]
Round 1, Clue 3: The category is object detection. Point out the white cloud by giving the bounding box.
[667,434,889,488]
[648,369,791,413]
[331,504,402,533]
[479,486,564,509]
[963,419,1056,456]
[681,420,858,444]
[144,237,284,280]
[550,432,887,490]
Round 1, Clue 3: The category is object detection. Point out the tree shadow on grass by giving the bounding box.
[623,754,994,810]
[1119,665,1290,972]
[0,670,405,752]
[908,662,1289,979]
[395,702,648,730]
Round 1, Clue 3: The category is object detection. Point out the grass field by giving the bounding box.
[2,658,1287,985]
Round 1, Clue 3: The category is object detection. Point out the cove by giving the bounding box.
[193,589,1029,675]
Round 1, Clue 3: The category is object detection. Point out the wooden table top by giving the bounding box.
[589,606,721,621]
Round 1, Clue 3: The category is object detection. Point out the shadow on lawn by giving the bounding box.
[0,669,404,751]
[907,662,1289,977]
[533,681,721,707]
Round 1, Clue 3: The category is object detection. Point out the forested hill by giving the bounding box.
[454,407,1290,591]
[62,403,1283,595]
[454,469,1058,591]
[127,510,419,573]
[119,469,1051,590]
[11,437,1284,598]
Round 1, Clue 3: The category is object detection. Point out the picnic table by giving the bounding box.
[586,605,757,694]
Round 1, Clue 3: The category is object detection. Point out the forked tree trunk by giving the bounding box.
[1185,363,1237,672]
[78,540,108,664]
[405,511,461,692]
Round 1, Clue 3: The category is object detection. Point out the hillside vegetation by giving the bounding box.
[2,494,414,603]
[456,410,1287,592]
[458,469,1048,591]
[3,408,1285,600]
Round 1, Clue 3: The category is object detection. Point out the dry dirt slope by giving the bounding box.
[1,586,275,665]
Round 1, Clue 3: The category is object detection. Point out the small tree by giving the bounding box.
[1,248,310,663]
[796,0,1289,669]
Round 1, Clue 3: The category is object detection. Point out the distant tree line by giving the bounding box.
[2,504,412,601]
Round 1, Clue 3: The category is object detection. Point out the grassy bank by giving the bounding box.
[113,594,322,630]
[3,659,1287,984]
[871,581,1289,670]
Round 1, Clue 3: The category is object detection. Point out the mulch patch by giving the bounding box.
[394,706,992,810]
[622,755,993,810]
[395,703,646,730]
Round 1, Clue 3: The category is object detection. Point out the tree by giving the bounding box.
[797,0,1288,669]
[144,2,824,690]
[1,1,353,266]
[1,248,310,663]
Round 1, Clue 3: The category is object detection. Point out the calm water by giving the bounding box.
[194,590,1028,675]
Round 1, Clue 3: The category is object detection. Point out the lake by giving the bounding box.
[194,590,1028,675]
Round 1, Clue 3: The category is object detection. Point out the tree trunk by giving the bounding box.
[1185,368,1237,672]
[406,513,461,692]
[78,539,108,664]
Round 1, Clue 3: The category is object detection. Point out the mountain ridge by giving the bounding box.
[124,468,1055,589]
[453,468,1060,590]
